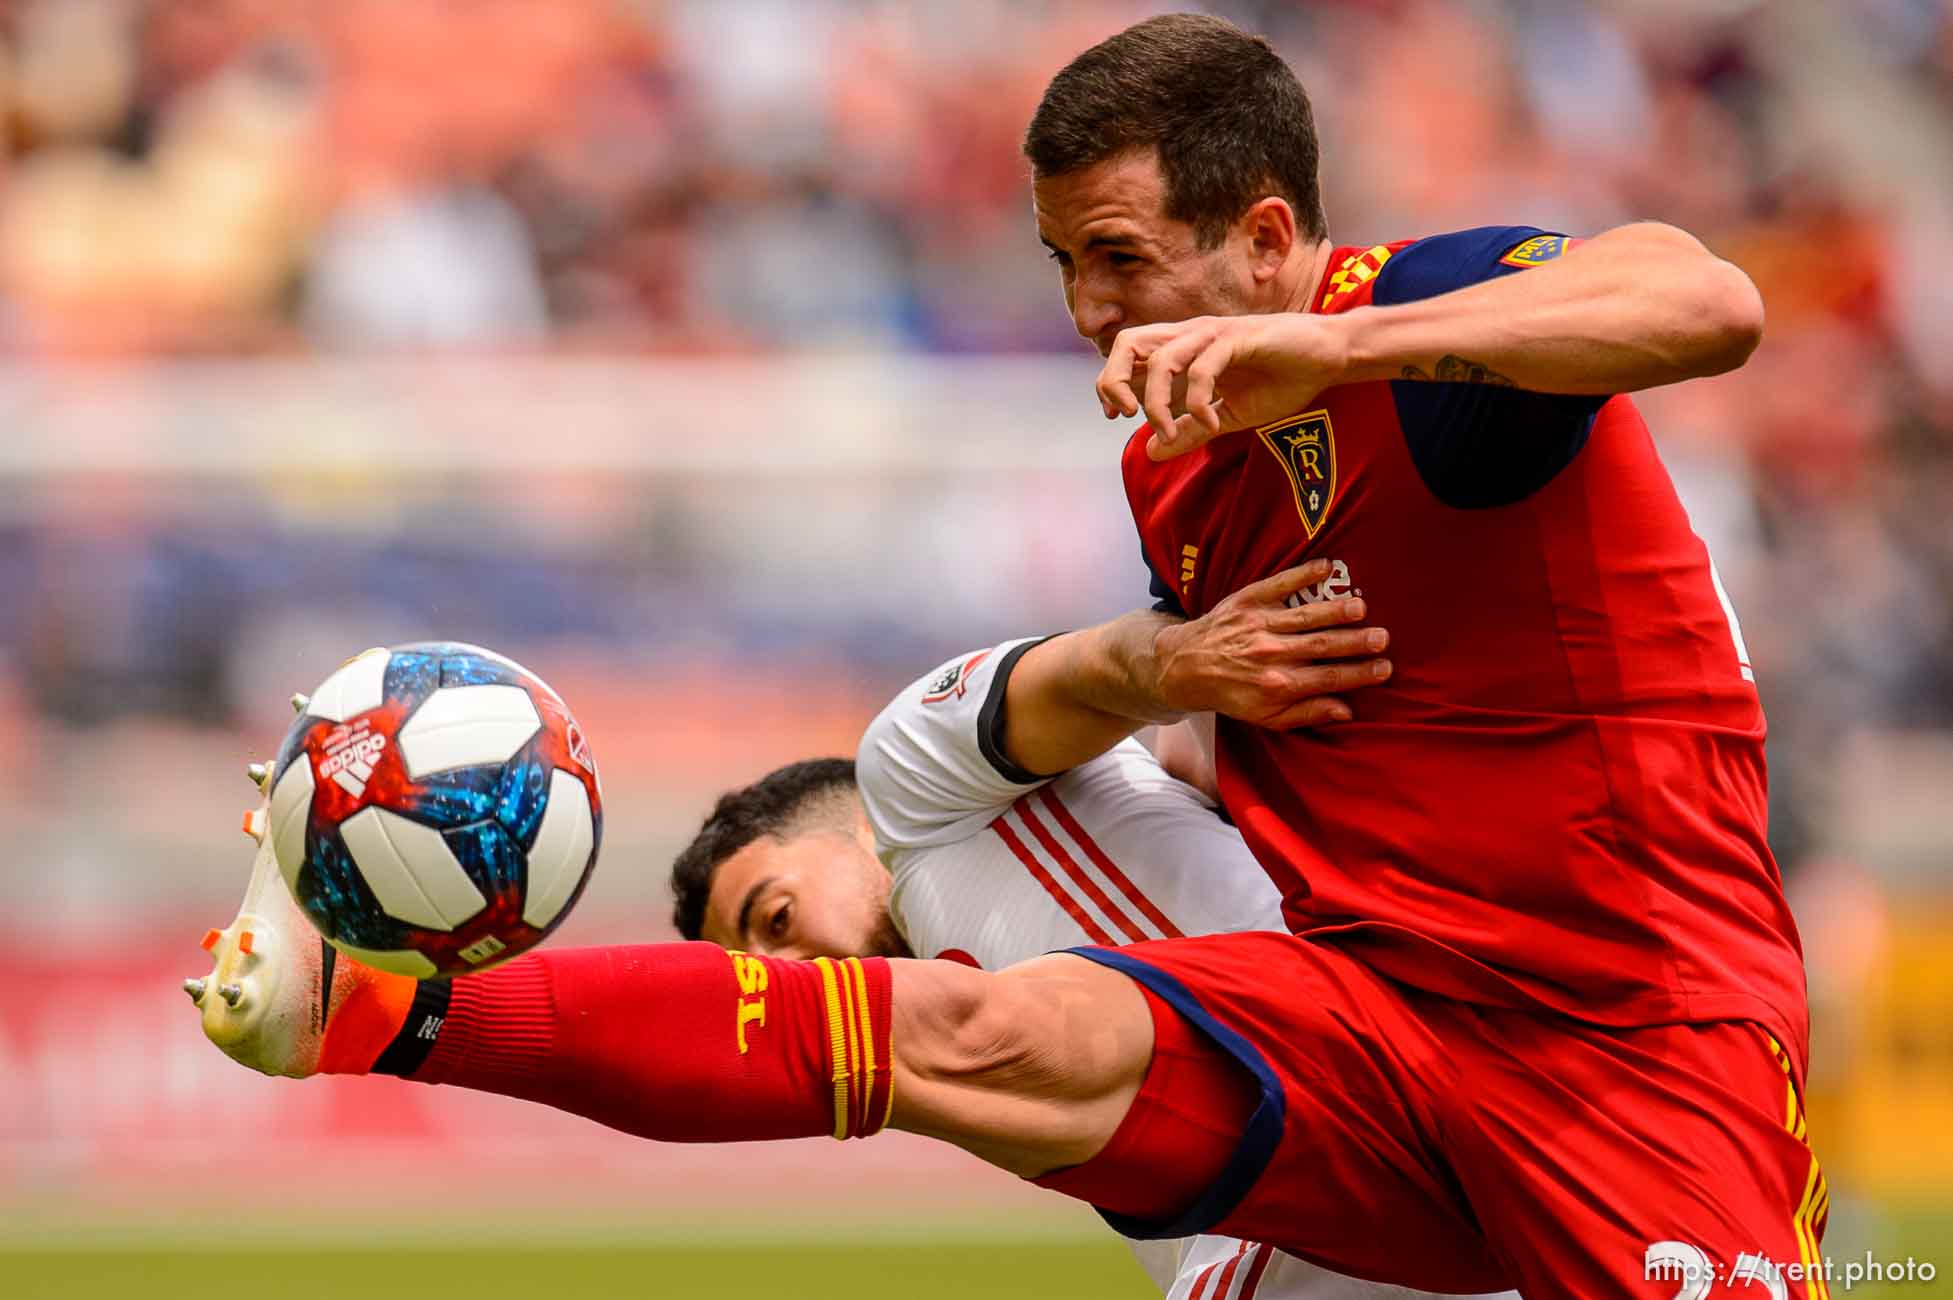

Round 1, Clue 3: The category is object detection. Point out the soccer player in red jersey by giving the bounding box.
[1009,12,1824,1297]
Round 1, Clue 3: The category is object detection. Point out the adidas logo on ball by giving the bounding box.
[319,723,388,798]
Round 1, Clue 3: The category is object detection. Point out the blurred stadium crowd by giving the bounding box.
[0,0,1949,1246]
[0,0,1949,358]
[2,0,1949,755]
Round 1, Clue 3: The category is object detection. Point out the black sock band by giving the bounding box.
[371,980,454,1078]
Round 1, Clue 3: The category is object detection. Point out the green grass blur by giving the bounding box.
[7,1210,1945,1299]
[5,1240,1154,1300]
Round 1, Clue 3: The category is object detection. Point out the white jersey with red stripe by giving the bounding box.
[857,638,1283,967]
[856,641,1517,1300]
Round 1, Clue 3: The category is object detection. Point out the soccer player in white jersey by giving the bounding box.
[671,638,1513,1300]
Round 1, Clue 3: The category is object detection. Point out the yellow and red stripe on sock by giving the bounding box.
[812,956,893,1140]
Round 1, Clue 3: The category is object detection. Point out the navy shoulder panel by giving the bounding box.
[1373,227,1605,510]
[1372,226,1548,305]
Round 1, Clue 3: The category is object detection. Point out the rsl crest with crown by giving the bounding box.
[1256,411,1338,538]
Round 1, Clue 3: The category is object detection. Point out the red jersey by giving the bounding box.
[1125,226,1809,1069]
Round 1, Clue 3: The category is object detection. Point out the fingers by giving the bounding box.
[1184,345,1225,440]
[1272,626,1389,663]
[1260,659,1393,731]
[1140,323,1219,447]
[1265,695,1354,731]
[1098,320,1234,459]
[1140,336,1179,438]
[1098,324,1165,419]
[1296,657,1392,699]
[1267,597,1375,635]
[1148,332,1233,460]
[1233,560,1335,606]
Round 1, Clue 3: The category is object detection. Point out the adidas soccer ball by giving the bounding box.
[265,643,602,978]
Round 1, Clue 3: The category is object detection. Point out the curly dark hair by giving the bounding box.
[1023,13,1327,247]
[669,757,857,941]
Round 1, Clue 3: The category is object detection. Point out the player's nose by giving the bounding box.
[1072,286,1122,349]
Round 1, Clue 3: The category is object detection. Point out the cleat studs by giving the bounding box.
[290,693,310,714]
[247,762,270,789]
[238,930,254,956]
[241,808,266,841]
[219,984,243,1007]
[184,977,206,1003]
[200,928,222,953]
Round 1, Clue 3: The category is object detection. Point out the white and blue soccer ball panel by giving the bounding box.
[268,643,602,977]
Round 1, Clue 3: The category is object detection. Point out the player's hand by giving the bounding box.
[1154,560,1391,730]
[1096,313,1351,460]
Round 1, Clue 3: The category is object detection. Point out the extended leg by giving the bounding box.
[196,852,1248,1210]
[197,883,1507,1289]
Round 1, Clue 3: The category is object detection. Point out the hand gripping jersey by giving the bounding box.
[856,641,1516,1300]
[856,639,1283,979]
[1127,226,1809,1070]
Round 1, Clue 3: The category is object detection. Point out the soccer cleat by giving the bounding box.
[194,783,419,1079]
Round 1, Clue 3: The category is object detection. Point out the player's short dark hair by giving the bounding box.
[669,757,858,941]
[1023,13,1327,247]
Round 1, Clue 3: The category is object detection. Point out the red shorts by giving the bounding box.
[1071,933,1829,1299]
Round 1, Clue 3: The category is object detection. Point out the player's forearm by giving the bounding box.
[1001,613,1184,777]
[1337,222,1764,395]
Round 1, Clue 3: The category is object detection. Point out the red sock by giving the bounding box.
[1032,983,1258,1222]
[382,943,894,1143]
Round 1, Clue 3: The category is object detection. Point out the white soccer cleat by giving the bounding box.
[190,761,414,1078]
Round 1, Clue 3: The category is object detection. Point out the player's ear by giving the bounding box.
[1240,196,1297,284]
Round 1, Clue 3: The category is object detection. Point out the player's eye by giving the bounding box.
[767,902,791,939]
[1107,251,1141,269]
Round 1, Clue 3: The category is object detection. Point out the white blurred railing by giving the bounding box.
[0,355,1122,474]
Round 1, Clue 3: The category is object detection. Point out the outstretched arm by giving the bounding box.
[1342,222,1764,395]
[1098,222,1764,458]
[1001,559,1390,777]
[854,558,1386,853]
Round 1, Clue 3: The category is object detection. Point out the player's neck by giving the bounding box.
[1276,239,1336,316]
